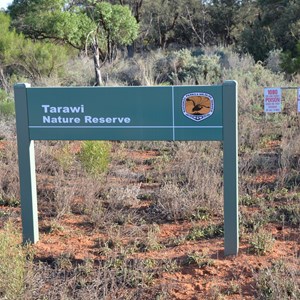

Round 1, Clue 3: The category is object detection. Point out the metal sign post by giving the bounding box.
[14,83,39,243]
[14,81,238,255]
[223,81,238,256]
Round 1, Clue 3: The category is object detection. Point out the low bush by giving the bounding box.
[271,204,300,226]
[0,142,20,205]
[0,99,14,117]
[187,224,224,241]
[155,49,222,85]
[185,248,214,268]
[156,141,223,221]
[255,260,300,299]
[106,183,141,209]
[0,222,26,300]
[22,253,165,299]
[249,229,274,256]
[78,141,111,177]
[0,89,14,117]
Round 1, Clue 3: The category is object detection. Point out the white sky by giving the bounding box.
[0,0,11,10]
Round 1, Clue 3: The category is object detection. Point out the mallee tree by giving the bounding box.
[8,0,139,85]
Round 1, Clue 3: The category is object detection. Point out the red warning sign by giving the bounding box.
[264,88,281,113]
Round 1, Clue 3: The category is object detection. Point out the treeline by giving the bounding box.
[1,0,300,90]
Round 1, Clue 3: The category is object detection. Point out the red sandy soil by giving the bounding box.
[29,214,298,300]
[1,142,299,299]
[35,148,300,299]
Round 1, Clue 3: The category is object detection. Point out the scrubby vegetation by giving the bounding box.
[0,46,299,299]
[0,1,299,299]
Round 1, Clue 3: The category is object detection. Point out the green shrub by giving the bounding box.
[172,49,221,84]
[255,260,300,299]
[20,39,72,83]
[185,249,214,268]
[0,222,26,299]
[271,204,300,226]
[78,141,111,177]
[137,224,164,252]
[249,229,274,255]
[153,49,222,85]
[53,142,76,172]
[240,194,262,206]
[0,100,15,116]
[0,89,14,117]
[239,211,270,235]
[0,142,20,204]
[187,224,224,241]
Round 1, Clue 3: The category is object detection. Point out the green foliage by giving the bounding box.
[138,224,164,252]
[0,100,14,116]
[45,11,93,48]
[0,222,26,299]
[142,0,183,48]
[78,141,111,177]
[19,39,71,81]
[280,42,300,74]
[154,49,222,85]
[9,1,138,61]
[0,89,14,116]
[0,13,21,65]
[103,255,154,288]
[271,204,300,227]
[4,0,300,77]
[240,194,262,207]
[8,1,139,85]
[255,260,300,300]
[239,20,275,62]
[53,143,75,172]
[238,0,300,71]
[0,11,72,84]
[187,224,224,241]
[249,229,274,256]
[9,0,94,48]
[240,211,269,235]
[0,197,20,207]
[93,2,139,62]
[96,2,139,45]
[191,208,211,221]
[185,249,214,268]
[208,0,240,46]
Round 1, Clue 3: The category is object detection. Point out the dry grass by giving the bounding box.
[0,48,299,299]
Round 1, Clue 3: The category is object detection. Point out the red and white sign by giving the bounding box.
[298,88,300,113]
[264,88,281,113]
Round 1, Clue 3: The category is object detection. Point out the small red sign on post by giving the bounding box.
[264,88,281,113]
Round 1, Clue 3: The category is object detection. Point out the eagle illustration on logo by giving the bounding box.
[182,92,214,122]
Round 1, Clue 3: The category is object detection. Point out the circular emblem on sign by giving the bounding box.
[182,92,214,122]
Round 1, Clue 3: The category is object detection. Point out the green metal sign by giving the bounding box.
[14,81,238,256]
[26,86,223,141]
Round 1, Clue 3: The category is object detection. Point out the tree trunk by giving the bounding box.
[92,37,102,86]
[0,67,9,93]
[125,0,143,58]
[127,44,134,58]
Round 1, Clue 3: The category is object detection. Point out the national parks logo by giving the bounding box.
[182,92,214,122]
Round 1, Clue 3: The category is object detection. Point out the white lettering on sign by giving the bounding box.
[264,88,281,113]
[43,116,81,124]
[84,116,131,124]
[41,104,131,125]
[42,105,85,114]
